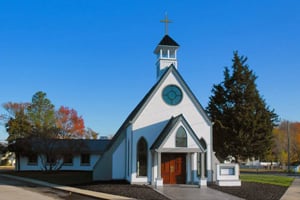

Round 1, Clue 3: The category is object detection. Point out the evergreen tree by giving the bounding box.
[206,52,278,161]
[27,91,57,138]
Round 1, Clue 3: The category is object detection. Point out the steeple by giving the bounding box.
[154,14,180,79]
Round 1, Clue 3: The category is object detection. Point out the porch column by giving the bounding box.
[199,152,207,187]
[201,152,205,179]
[186,153,191,183]
[155,151,163,187]
[157,152,161,179]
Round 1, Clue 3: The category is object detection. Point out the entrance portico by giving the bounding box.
[152,150,207,186]
[151,114,207,187]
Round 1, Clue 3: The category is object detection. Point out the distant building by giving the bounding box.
[99,135,113,140]
[12,139,110,171]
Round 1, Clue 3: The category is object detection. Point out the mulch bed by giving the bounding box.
[209,182,288,200]
[77,182,287,200]
[77,181,170,200]
[78,181,288,200]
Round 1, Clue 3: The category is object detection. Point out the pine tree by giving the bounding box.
[27,91,57,138]
[206,52,278,161]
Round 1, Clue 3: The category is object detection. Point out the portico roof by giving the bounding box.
[150,114,207,152]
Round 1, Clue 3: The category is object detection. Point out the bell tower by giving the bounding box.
[154,15,180,79]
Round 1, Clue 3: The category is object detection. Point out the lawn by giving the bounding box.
[240,174,294,187]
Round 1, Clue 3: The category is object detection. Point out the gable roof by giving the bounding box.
[80,139,111,153]
[10,138,111,154]
[150,114,180,150]
[158,35,180,46]
[150,114,206,152]
[105,65,211,151]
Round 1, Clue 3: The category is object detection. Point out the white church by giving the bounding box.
[13,19,219,187]
[93,23,218,186]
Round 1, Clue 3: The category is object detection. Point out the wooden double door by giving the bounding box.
[161,153,186,184]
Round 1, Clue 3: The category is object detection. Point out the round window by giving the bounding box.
[162,85,183,105]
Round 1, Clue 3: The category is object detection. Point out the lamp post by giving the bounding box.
[287,121,290,173]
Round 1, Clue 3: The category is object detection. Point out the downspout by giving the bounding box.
[210,122,214,182]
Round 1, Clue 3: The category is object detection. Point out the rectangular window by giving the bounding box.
[27,154,38,165]
[81,154,90,165]
[47,155,56,164]
[63,155,73,165]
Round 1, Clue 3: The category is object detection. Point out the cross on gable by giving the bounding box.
[160,13,172,35]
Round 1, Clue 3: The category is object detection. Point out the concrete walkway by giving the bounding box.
[280,177,300,200]
[154,185,244,200]
[0,174,134,200]
[0,175,59,200]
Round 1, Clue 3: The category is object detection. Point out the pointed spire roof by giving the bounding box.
[158,35,179,46]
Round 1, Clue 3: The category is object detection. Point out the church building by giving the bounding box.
[93,19,218,186]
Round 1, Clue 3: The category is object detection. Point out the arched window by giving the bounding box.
[137,137,147,176]
[176,126,187,147]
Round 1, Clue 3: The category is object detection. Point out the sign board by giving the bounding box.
[216,163,241,186]
[220,166,235,175]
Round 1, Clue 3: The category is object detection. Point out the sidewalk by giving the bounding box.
[280,177,300,200]
[0,174,135,200]
[154,185,244,200]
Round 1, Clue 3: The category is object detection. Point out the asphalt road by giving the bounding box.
[0,175,101,200]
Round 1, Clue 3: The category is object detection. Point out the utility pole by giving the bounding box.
[287,121,290,173]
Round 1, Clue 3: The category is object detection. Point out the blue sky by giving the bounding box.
[0,0,299,141]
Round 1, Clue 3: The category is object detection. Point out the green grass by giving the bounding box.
[240,174,294,187]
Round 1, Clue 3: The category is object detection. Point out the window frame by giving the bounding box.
[162,85,183,106]
[175,126,187,147]
[136,137,148,177]
[27,154,38,165]
[63,154,73,166]
[80,153,90,166]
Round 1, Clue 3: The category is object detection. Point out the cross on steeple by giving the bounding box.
[160,13,172,35]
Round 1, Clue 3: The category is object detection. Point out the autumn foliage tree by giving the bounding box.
[1,91,87,142]
[56,106,85,138]
[1,102,32,142]
[0,91,92,170]
[271,121,300,165]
